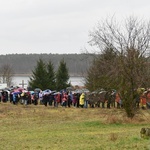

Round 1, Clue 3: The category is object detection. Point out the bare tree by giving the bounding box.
[88,16,150,118]
[0,64,14,87]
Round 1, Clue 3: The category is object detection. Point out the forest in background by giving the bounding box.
[0,53,94,76]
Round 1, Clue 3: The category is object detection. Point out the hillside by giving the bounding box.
[0,53,94,76]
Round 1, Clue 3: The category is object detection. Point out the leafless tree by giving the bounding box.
[0,64,14,87]
[88,16,150,118]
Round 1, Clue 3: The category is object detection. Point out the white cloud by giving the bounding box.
[0,0,149,54]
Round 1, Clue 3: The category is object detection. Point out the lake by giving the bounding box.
[12,76,85,88]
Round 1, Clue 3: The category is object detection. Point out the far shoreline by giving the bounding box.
[13,74,85,77]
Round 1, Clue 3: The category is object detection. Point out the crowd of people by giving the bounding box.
[0,87,150,109]
[0,87,88,108]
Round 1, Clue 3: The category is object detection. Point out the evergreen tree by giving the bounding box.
[46,60,56,90]
[85,48,118,91]
[56,59,70,91]
[29,59,49,90]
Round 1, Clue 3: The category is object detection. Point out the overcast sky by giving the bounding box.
[0,0,149,55]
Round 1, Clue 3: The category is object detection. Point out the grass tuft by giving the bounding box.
[109,133,118,141]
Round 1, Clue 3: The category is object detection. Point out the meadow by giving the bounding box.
[0,103,150,150]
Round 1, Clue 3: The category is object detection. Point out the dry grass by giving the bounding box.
[0,103,150,150]
[109,133,118,141]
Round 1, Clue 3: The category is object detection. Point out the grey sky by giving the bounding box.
[0,0,149,54]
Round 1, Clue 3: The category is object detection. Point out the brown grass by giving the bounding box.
[109,133,118,141]
[0,103,150,150]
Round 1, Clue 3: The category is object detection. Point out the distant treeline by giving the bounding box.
[0,53,94,76]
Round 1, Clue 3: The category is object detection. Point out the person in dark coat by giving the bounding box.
[43,93,50,107]
[67,92,72,107]
[106,91,112,109]
[33,93,38,105]
[76,93,80,108]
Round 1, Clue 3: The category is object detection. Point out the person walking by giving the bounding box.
[140,91,147,109]
[79,93,85,108]
[67,92,72,107]
[39,91,43,105]
[55,92,61,107]
[43,93,50,107]
[61,92,67,107]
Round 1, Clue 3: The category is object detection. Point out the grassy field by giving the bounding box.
[0,103,150,150]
